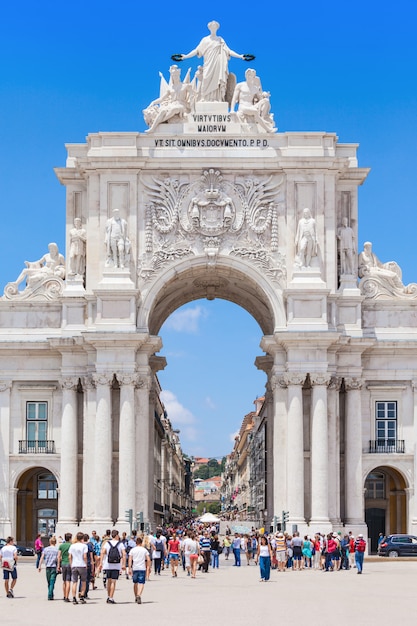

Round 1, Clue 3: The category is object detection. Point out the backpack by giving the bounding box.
[155,540,164,553]
[107,541,121,564]
[356,539,366,552]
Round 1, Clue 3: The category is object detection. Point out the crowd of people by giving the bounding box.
[0,524,367,602]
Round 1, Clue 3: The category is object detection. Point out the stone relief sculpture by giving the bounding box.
[230,69,276,133]
[3,242,66,301]
[178,20,246,102]
[295,208,318,269]
[105,209,131,269]
[337,217,355,275]
[358,241,417,299]
[138,169,286,285]
[69,218,87,277]
[143,65,193,133]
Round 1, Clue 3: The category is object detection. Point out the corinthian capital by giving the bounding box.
[310,373,331,387]
[82,376,96,390]
[0,381,12,393]
[136,376,152,390]
[328,375,342,391]
[344,376,363,391]
[118,373,141,387]
[283,372,306,387]
[92,372,114,387]
[60,376,79,391]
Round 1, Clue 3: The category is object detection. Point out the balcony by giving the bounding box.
[368,439,405,454]
[19,440,56,454]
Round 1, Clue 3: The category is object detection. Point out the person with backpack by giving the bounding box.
[99,529,126,604]
[152,532,166,575]
[354,534,367,574]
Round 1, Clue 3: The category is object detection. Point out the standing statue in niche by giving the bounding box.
[337,217,355,275]
[230,69,276,133]
[295,208,318,269]
[69,218,87,277]
[178,20,246,102]
[105,209,130,269]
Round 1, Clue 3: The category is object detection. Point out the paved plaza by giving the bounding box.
[3,556,417,626]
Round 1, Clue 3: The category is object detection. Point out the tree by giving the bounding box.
[208,502,221,514]
[194,465,209,480]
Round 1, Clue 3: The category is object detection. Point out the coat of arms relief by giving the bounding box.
[138,168,286,286]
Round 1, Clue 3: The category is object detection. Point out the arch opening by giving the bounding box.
[16,467,58,545]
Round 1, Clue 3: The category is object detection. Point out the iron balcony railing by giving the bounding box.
[368,439,405,453]
[19,440,56,454]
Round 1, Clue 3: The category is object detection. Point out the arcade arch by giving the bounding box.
[15,467,59,544]
[364,465,408,552]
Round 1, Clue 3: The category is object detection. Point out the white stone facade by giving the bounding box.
[0,53,416,551]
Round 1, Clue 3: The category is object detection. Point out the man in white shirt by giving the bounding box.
[99,529,126,604]
[0,537,18,598]
[128,537,150,604]
[68,532,88,604]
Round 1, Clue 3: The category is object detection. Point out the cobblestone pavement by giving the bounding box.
[3,556,417,626]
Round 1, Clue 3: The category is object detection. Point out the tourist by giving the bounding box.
[99,529,126,604]
[38,536,59,600]
[223,534,231,560]
[57,532,72,602]
[168,531,181,577]
[275,532,287,572]
[82,534,94,596]
[142,534,153,580]
[68,531,88,604]
[291,531,303,571]
[34,533,44,568]
[302,536,313,568]
[257,535,273,582]
[354,534,366,574]
[210,534,221,569]
[152,531,165,575]
[128,537,150,604]
[0,536,18,598]
[199,531,212,573]
[232,533,242,567]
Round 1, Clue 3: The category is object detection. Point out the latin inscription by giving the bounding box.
[154,138,269,148]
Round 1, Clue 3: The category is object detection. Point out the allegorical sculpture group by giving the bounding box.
[142,21,276,133]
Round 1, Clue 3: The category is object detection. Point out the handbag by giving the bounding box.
[2,558,15,571]
[197,554,204,564]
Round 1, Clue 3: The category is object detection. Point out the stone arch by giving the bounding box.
[15,466,59,544]
[363,464,408,552]
[138,256,286,335]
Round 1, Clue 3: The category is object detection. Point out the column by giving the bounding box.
[117,373,138,522]
[345,377,364,524]
[0,382,12,535]
[310,373,331,525]
[411,381,417,533]
[93,373,113,523]
[81,376,96,522]
[271,374,287,519]
[328,376,341,524]
[135,375,151,523]
[285,373,306,524]
[59,377,79,524]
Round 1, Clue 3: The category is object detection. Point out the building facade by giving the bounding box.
[1,29,416,550]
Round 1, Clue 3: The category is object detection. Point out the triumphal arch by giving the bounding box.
[2,22,417,545]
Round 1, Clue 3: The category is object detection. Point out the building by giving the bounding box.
[1,25,416,551]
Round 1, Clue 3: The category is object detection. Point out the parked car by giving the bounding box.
[378,534,417,557]
[0,538,35,556]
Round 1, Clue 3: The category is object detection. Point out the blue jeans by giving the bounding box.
[211,550,219,568]
[355,551,364,573]
[259,556,271,580]
[233,548,241,566]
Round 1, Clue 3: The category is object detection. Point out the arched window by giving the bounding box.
[365,471,385,499]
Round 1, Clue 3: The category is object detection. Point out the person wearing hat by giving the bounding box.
[354,534,366,573]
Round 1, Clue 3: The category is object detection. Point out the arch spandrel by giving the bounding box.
[138,256,285,336]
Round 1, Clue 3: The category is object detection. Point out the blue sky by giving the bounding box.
[1,0,416,457]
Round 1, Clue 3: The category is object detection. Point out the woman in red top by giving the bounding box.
[167,532,180,577]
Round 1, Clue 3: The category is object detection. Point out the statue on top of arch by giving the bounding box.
[142,21,276,134]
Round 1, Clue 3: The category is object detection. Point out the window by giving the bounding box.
[37,508,57,536]
[365,472,385,499]
[37,473,57,499]
[376,401,397,449]
[26,401,48,443]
